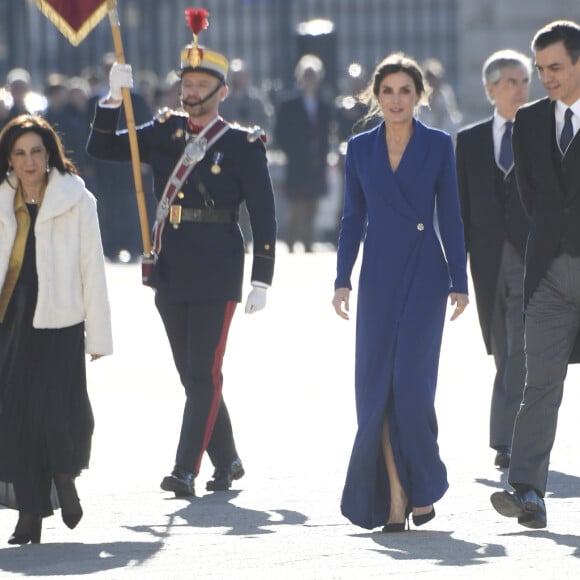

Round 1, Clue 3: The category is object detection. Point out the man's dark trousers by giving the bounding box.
[155,291,238,476]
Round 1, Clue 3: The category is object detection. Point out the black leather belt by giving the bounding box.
[169,206,239,227]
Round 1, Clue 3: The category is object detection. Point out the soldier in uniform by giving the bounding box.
[87,9,276,497]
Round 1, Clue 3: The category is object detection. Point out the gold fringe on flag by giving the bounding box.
[35,0,116,46]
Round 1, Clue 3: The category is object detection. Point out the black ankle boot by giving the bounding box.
[8,512,42,545]
[54,474,83,529]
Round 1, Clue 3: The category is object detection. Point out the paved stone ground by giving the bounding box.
[1,252,579,578]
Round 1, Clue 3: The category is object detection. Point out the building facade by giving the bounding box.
[1,0,579,123]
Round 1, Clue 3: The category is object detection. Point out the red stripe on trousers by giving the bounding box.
[194,300,237,475]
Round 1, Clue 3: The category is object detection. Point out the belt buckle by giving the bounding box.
[169,205,182,228]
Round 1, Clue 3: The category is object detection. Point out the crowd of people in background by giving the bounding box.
[0,54,462,261]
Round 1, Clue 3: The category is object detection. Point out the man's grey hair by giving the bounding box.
[482,49,532,102]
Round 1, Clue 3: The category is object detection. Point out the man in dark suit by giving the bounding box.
[456,50,531,470]
[275,54,335,253]
[87,16,276,497]
[491,20,580,529]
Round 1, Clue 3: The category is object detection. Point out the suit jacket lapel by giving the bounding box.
[546,100,563,170]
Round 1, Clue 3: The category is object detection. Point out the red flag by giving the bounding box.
[35,0,115,46]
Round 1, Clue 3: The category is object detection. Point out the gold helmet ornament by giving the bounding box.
[181,8,228,82]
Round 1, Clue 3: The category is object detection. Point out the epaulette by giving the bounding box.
[155,107,188,123]
[228,121,267,144]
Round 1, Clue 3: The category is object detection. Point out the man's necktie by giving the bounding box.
[559,107,574,154]
[499,120,513,174]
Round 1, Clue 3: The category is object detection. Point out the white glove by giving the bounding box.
[109,62,133,100]
[245,284,268,314]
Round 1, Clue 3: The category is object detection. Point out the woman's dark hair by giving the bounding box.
[358,52,431,125]
[0,114,77,185]
[532,20,580,63]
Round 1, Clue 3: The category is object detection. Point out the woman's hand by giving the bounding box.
[449,293,469,321]
[332,288,351,320]
[90,354,105,362]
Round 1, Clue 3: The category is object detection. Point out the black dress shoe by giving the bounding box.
[490,488,547,529]
[494,448,511,469]
[206,457,245,491]
[160,466,195,497]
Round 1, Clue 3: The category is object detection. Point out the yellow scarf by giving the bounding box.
[0,183,32,322]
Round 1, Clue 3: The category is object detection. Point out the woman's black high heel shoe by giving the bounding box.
[412,506,435,527]
[382,504,411,533]
[55,474,83,529]
[8,512,42,545]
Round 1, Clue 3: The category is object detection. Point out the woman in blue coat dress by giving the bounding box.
[332,53,469,531]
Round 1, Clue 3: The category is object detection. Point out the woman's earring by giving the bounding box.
[46,164,50,173]
[6,164,12,175]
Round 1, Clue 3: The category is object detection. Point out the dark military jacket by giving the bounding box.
[87,106,276,302]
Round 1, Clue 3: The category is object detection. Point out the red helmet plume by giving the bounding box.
[185,8,209,36]
[184,8,209,67]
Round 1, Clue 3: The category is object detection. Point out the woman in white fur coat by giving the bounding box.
[0,115,112,545]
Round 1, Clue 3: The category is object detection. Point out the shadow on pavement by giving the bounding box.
[546,471,580,499]
[0,540,163,576]
[127,490,308,538]
[0,491,309,576]
[359,530,506,566]
[498,529,580,557]
[474,469,509,491]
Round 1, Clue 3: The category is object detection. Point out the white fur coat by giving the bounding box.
[0,169,112,355]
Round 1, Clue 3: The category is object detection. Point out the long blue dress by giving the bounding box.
[335,119,468,530]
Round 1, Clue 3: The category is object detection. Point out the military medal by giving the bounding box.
[211,151,223,174]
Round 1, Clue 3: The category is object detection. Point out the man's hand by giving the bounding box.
[109,62,133,101]
[245,284,268,314]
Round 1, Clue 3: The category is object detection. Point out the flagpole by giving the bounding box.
[108,6,152,256]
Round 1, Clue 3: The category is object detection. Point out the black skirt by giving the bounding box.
[0,207,93,516]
